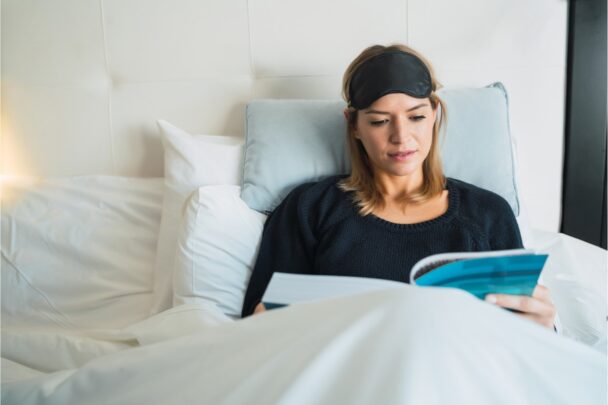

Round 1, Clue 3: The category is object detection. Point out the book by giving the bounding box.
[261,249,549,309]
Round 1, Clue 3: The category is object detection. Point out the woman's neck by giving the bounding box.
[374,170,424,202]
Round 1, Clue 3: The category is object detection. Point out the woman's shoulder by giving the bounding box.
[447,177,514,216]
[275,174,352,225]
[283,174,349,203]
[446,177,522,249]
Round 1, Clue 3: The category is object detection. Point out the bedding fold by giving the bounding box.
[3,286,605,405]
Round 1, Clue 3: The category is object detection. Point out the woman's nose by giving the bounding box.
[389,116,410,144]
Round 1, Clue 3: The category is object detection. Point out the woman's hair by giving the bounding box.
[339,44,448,216]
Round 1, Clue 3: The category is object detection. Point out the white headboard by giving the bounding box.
[1,0,567,232]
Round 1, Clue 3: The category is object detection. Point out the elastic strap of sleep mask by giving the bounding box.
[348,51,433,109]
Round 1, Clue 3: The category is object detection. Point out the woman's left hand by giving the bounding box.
[485,284,556,330]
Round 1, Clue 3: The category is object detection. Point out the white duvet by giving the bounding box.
[2,287,605,405]
[2,176,606,404]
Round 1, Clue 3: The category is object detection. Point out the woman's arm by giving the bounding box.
[241,183,318,317]
[254,302,266,314]
[486,196,557,329]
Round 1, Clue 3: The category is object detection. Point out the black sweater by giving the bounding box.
[242,175,523,317]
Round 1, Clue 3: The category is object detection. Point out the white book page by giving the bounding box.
[262,273,404,305]
[409,248,535,284]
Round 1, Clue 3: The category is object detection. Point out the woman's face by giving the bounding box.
[354,92,436,179]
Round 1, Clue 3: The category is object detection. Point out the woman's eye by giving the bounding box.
[370,119,388,126]
[411,115,426,121]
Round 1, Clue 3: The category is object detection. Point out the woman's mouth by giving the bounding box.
[388,150,417,161]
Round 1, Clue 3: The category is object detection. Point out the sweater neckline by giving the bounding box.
[362,178,459,231]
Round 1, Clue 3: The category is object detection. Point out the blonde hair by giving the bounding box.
[339,44,448,216]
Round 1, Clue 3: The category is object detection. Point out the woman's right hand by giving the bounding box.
[253,302,266,314]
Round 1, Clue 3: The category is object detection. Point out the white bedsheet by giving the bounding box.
[526,229,607,347]
[2,287,605,405]
[1,359,45,384]
[1,302,230,380]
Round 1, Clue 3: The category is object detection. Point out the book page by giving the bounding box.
[262,273,405,307]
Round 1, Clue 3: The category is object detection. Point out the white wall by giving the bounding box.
[1,0,568,231]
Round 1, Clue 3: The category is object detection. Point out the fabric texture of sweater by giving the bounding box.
[242,175,523,317]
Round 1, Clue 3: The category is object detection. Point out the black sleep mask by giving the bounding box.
[348,51,433,109]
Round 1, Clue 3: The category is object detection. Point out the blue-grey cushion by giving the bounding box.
[241,82,519,216]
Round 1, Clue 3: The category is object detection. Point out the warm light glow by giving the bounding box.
[2,119,38,177]
[1,116,40,205]
[0,174,40,206]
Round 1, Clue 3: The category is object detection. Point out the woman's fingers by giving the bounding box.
[531,284,552,303]
[485,284,557,329]
[485,293,551,315]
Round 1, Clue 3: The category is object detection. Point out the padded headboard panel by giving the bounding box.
[1,0,567,231]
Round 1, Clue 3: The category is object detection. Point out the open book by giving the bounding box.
[262,249,549,309]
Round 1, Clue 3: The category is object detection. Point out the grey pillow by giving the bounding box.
[241,82,519,216]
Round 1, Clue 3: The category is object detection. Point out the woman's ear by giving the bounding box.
[433,102,441,123]
[344,108,358,137]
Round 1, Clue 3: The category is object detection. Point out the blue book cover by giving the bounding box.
[411,250,548,299]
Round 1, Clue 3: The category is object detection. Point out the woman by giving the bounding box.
[242,44,556,329]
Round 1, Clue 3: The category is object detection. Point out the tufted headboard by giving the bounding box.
[1,0,568,231]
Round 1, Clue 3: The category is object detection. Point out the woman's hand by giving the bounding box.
[253,302,266,315]
[485,285,556,330]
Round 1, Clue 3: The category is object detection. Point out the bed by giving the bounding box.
[1,177,607,404]
[2,1,606,404]
[2,97,607,404]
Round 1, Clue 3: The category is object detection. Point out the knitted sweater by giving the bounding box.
[242,175,523,317]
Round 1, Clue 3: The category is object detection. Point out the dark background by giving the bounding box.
[561,0,607,249]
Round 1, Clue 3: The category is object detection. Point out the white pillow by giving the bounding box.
[151,121,244,314]
[173,185,266,319]
[1,176,162,330]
